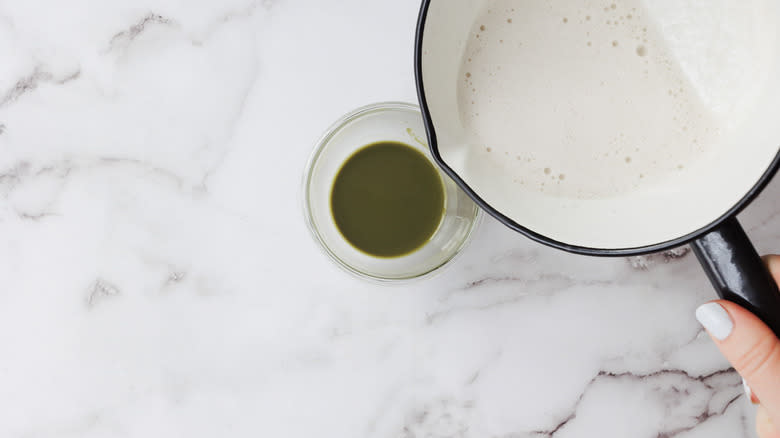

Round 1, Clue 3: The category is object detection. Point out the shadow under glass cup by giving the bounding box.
[303,102,482,282]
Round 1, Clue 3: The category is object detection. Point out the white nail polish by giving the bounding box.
[743,378,753,402]
[695,303,734,341]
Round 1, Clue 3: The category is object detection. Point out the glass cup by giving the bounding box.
[303,102,482,282]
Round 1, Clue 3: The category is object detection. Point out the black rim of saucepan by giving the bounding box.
[413,0,780,257]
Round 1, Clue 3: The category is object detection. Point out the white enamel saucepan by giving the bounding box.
[415,0,780,335]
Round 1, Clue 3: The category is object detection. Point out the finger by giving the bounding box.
[696,301,780,425]
[758,405,780,438]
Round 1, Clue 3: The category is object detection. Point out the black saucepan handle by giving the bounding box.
[691,216,780,338]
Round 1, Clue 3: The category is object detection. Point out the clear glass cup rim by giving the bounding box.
[301,101,482,283]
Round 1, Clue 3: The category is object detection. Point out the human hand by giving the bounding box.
[696,255,780,438]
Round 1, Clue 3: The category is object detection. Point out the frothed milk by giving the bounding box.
[458,0,740,199]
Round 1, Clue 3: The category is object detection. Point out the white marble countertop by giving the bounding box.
[0,1,776,437]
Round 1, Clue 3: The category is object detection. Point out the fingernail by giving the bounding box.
[743,379,756,404]
[695,303,734,341]
[743,379,761,404]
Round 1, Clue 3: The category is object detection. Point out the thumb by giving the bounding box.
[696,300,780,425]
[758,406,780,438]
